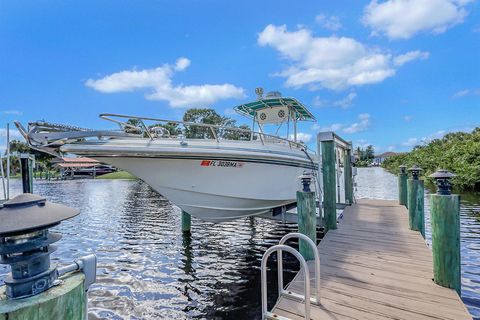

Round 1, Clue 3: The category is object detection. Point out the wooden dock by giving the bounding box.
[271,199,472,320]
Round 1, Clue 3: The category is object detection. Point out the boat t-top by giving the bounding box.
[16,89,318,222]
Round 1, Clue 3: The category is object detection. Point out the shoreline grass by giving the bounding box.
[96,171,137,180]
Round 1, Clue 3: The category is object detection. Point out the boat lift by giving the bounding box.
[259,131,355,228]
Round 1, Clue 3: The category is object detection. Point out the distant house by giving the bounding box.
[51,157,116,178]
[373,152,397,166]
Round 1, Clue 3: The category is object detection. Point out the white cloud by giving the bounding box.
[315,14,342,31]
[257,24,428,90]
[312,96,327,107]
[363,0,471,39]
[2,110,22,116]
[174,57,191,71]
[453,88,480,98]
[403,115,412,121]
[290,132,313,143]
[393,50,430,66]
[315,113,371,134]
[343,113,371,133]
[333,92,357,108]
[86,58,245,108]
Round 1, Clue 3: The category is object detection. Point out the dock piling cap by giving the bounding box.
[0,193,79,237]
[429,169,456,195]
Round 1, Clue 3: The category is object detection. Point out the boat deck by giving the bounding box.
[271,199,472,320]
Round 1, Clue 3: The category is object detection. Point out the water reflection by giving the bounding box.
[0,179,303,319]
[0,168,478,319]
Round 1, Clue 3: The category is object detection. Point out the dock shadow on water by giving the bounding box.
[0,179,317,319]
[1,167,479,319]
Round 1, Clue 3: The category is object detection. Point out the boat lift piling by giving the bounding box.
[318,132,354,232]
[19,154,34,194]
[181,210,191,233]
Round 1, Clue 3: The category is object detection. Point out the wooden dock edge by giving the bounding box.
[269,199,472,320]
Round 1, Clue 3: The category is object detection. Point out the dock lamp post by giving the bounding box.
[407,165,425,236]
[0,194,97,319]
[297,172,316,260]
[429,169,461,295]
[398,165,408,207]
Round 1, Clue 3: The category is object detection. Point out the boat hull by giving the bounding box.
[93,156,308,221]
[60,138,317,222]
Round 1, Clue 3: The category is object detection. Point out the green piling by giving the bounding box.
[344,145,353,205]
[407,179,425,236]
[297,189,316,260]
[0,273,86,320]
[321,140,336,231]
[429,169,461,295]
[181,210,191,233]
[398,165,408,207]
[430,194,461,295]
[407,165,425,237]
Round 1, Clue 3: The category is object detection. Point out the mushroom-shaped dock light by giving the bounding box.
[408,165,423,180]
[399,165,407,174]
[429,169,456,195]
[0,193,79,299]
[299,171,313,192]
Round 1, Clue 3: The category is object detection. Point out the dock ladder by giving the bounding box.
[261,232,321,320]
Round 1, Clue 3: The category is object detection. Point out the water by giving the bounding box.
[1,168,479,319]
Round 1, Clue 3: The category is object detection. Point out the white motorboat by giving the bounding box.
[16,90,318,222]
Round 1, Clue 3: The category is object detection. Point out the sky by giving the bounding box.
[1,0,479,154]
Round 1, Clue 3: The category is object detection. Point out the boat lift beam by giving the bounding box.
[318,131,355,232]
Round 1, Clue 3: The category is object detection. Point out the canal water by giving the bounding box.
[1,167,479,319]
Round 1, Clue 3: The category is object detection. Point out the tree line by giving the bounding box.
[355,145,375,167]
[382,128,480,191]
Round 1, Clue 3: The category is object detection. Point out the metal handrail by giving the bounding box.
[99,113,308,150]
[278,233,321,305]
[261,245,310,320]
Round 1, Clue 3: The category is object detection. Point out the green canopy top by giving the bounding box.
[233,97,316,122]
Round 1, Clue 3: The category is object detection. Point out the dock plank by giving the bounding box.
[270,199,472,320]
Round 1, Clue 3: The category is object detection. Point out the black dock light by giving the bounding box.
[430,169,456,195]
[299,171,313,192]
[408,165,423,180]
[399,165,407,174]
[0,193,79,299]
